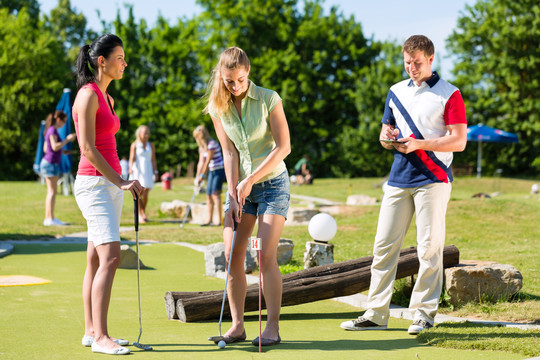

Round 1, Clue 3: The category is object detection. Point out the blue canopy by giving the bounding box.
[56,88,73,174]
[33,120,46,174]
[466,124,518,178]
[467,124,519,143]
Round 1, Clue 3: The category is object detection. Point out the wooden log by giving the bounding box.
[164,247,420,319]
[168,245,459,322]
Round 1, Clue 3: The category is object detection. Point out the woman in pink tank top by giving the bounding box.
[72,34,143,356]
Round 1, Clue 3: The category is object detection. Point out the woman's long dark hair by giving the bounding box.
[75,34,123,89]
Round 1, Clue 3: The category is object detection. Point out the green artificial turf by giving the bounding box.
[418,322,540,357]
[0,243,526,360]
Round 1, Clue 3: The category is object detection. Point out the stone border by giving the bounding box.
[0,243,14,258]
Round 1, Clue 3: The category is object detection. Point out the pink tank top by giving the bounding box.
[73,82,122,176]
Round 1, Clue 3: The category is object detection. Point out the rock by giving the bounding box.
[277,239,294,265]
[472,192,491,198]
[285,207,319,225]
[189,203,222,225]
[303,241,334,269]
[160,200,222,224]
[0,243,14,258]
[119,244,147,269]
[444,261,523,306]
[204,243,257,276]
[204,243,227,276]
[346,194,378,206]
[245,247,258,274]
[160,200,189,219]
[318,205,342,215]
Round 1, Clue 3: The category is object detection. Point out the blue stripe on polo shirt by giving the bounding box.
[383,80,454,187]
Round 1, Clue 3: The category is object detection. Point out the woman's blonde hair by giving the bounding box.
[135,125,149,142]
[193,125,211,151]
[203,46,250,117]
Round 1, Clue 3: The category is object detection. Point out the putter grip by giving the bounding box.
[233,218,238,231]
[134,194,139,231]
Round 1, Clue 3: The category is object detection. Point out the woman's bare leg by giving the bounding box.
[91,242,122,350]
[257,214,285,340]
[223,213,256,337]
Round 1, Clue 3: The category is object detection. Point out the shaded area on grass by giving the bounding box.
[12,243,87,254]
[417,321,540,357]
[0,233,61,241]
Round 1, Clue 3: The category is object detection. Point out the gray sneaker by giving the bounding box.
[340,316,387,331]
[408,319,433,335]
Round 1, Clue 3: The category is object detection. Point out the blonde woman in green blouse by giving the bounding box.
[204,47,291,347]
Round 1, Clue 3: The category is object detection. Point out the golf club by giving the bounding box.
[133,194,153,351]
[180,186,199,228]
[208,218,238,344]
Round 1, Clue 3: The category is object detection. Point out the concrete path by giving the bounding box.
[290,193,340,205]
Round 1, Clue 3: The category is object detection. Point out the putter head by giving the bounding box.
[133,342,153,351]
[208,335,224,343]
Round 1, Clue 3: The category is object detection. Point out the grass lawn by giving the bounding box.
[1,176,539,358]
[0,243,531,359]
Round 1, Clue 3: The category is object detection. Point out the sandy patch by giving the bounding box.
[0,275,51,287]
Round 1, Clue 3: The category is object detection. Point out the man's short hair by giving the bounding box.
[402,35,434,57]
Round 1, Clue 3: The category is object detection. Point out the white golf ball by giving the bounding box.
[308,213,337,242]
[218,340,226,349]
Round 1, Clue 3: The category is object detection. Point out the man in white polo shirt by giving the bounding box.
[341,35,468,335]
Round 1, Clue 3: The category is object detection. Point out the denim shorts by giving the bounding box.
[207,168,226,195]
[74,176,124,246]
[40,158,60,178]
[225,170,290,219]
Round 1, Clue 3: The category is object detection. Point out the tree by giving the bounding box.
[447,0,540,175]
[0,0,39,23]
[0,8,67,180]
[43,0,96,64]
[195,0,382,177]
[332,41,405,177]
[110,6,206,173]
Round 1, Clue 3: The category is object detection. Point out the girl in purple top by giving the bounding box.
[40,110,76,226]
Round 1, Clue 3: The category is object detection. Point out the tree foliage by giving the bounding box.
[447,0,540,175]
[195,0,386,176]
[2,0,538,180]
[43,0,96,63]
[110,6,204,172]
[0,8,67,180]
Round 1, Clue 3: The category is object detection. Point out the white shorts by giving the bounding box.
[74,176,124,247]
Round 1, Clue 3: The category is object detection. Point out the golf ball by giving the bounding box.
[218,340,226,349]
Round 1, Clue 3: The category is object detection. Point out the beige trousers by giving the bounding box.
[363,182,452,325]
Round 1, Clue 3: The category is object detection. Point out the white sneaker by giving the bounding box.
[91,341,130,355]
[408,319,433,335]
[82,335,93,347]
[43,218,53,226]
[51,218,67,226]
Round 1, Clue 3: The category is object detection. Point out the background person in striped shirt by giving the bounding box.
[193,124,226,226]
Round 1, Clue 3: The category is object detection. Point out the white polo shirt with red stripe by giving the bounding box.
[382,72,467,188]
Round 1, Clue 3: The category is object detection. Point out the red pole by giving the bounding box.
[258,249,262,353]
